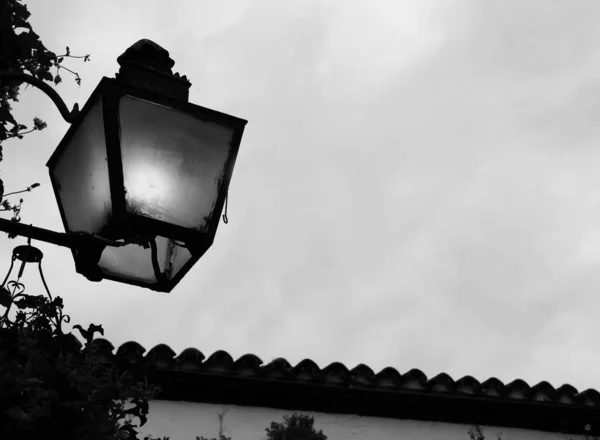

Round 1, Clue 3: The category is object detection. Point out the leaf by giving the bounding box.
[6,405,32,423]
[114,431,130,440]
[13,1,32,22]
[14,294,44,309]
[14,300,28,309]
[73,324,87,340]
[58,57,64,63]
[88,323,104,338]
[13,16,32,31]
[15,30,40,47]
[22,377,44,386]
[52,296,63,308]
[54,75,62,85]
[38,70,52,82]
[0,107,17,125]
[0,287,12,308]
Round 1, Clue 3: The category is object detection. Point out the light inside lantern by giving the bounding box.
[119,95,236,232]
[97,235,192,284]
[51,97,111,235]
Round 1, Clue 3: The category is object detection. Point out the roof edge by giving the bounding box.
[103,340,600,436]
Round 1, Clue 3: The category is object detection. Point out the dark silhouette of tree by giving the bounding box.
[0,0,89,223]
[0,2,162,439]
[266,414,327,440]
[0,0,88,146]
[0,298,159,440]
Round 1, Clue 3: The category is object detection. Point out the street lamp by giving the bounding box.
[0,39,247,292]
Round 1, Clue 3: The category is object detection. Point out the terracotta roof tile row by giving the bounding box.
[87,338,600,409]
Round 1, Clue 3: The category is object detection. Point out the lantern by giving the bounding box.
[46,40,247,292]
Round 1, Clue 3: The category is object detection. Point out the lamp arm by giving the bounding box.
[0,217,129,250]
[0,70,80,124]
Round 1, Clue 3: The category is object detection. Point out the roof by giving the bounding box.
[89,338,600,436]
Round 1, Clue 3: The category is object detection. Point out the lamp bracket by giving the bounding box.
[0,217,133,251]
[0,70,80,123]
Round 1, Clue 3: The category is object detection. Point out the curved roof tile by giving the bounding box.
[480,377,504,397]
[292,359,321,382]
[322,362,351,385]
[234,354,263,376]
[505,379,532,400]
[349,364,375,386]
[116,341,146,362]
[455,375,481,396]
[374,367,404,388]
[145,344,177,368]
[88,337,114,360]
[577,389,600,406]
[261,357,293,379]
[175,347,205,371]
[203,350,235,373]
[530,381,556,403]
[401,368,428,390]
[427,372,455,393]
[556,384,579,405]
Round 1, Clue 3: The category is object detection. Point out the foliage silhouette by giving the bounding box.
[0,285,160,439]
[0,0,89,224]
[0,0,89,150]
[0,2,161,439]
[266,414,327,440]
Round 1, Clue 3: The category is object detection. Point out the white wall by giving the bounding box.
[139,400,588,440]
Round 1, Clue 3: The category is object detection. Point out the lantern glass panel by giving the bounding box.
[97,236,192,284]
[51,97,111,234]
[118,95,236,232]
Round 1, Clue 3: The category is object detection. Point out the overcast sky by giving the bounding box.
[3,0,600,393]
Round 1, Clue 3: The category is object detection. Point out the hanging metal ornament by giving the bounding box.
[0,238,69,332]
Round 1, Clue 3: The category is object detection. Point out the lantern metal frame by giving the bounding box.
[48,76,246,247]
[45,76,246,291]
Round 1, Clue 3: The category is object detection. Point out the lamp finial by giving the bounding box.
[115,39,191,101]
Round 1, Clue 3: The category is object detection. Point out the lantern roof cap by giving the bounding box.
[115,38,191,100]
[117,39,175,73]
